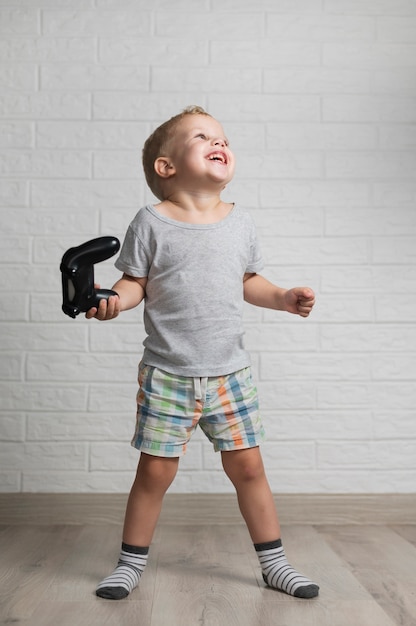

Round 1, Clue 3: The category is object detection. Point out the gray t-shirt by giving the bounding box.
[115,204,264,376]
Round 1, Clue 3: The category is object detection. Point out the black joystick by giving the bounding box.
[60,236,120,318]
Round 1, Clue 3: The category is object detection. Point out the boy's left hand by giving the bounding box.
[284,287,315,317]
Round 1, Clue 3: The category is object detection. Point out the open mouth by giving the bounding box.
[207,151,227,164]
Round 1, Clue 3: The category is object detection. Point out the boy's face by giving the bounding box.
[165,114,235,191]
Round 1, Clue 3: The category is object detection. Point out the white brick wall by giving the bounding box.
[1,0,415,494]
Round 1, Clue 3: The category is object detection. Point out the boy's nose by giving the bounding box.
[213,137,225,147]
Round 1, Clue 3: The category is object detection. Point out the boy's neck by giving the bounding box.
[155,192,233,224]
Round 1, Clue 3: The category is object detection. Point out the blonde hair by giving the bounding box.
[142,105,211,200]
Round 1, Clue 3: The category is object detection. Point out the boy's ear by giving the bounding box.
[154,157,176,179]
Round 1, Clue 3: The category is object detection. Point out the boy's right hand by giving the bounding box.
[85,285,121,320]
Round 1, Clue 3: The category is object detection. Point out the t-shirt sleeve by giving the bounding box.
[114,224,149,277]
[245,216,264,274]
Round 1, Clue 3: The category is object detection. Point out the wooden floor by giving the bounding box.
[1,494,415,626]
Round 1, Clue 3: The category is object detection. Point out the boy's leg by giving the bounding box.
[221,447,319,599]
[96,453,179,600]
[123,453,180,546]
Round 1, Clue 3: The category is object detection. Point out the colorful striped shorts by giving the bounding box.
[131,363,265,457]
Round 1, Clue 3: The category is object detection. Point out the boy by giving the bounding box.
[87,106,319,600]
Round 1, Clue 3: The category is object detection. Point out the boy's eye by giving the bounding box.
[196,133,207,140]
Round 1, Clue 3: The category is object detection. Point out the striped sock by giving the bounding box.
[254,539,319,599]
[96,543,149,600]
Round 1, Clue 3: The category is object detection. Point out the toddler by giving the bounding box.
[87,106,319,601]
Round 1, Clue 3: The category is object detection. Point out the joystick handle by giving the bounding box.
[60,236,120,318]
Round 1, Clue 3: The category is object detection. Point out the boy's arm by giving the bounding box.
[243,273,315,318]
[85,273,147,320]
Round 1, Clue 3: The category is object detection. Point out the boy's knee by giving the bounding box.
[222,449,265,484]
[137,454,179,488]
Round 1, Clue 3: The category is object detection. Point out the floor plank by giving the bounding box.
[317,524,416,626]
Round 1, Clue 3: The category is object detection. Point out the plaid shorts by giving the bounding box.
[131,363,265,457]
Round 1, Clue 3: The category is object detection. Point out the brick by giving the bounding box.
[262,409,373,440]
[0,122,33,148]
[0,442,88,471]
[0,295,29,322]
[317,383,369,408]
[317,295,374,323]
[0,237,30,263]
[211,0,322,13]
[325,151,416,179]
[261,441,316,470]
[93,150,145,179]
[373,411,416,438]
[88,383,138,412]
[31,180,145,209]
[324,0,416,15]
[89,323,147,353]
[375,295,416,322]
[320,324,416,353]
[0,472,21,492]
[156,11,264,39]
[26,412,133,441]
[0,413,26,441]
[0,9,39,35]
[267,14,375,41]
[245,323,319,353]
[0,150,91,178]
[325,208,416,236]
[318,441,416,470]
[89,442,138,471]
[97,0,208,7]
[0,93,90,119]
[31,293,67,323]
[22,471,133,493]
[238,150,322,180]
[0,180,28,207]
[0,382,88,411]
[36,121,147,149]
[259,180,370,208]
[99,38,207,66]
[41,64,149,92]
[377,17,416,41]
[372,238,416,264]
[0,37,95,62]
[324,43,416,68]
[210,41,320,69]
[257,380,316,410]
[7,0,93,7]
[379,125,416,148]
[42,9,151,36]
[264,67,371,94]
[323,95,416,122]
[372,354,416,381]
[321,265,416,294]
[0,64,37,90]
[373,182,416,207]
[26,352,138,382]
[260,353,371,381]
[261,237,369,266]
[370,383,416,410]
[373,69,416,95]
[212,94,320,122]
[152,67,261,94]
[0,265,57,293]
[4,211,97,238]
[93,93,208,122]
[253,208,324,237]
[0,323,87,352]
[266,123,377,150]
